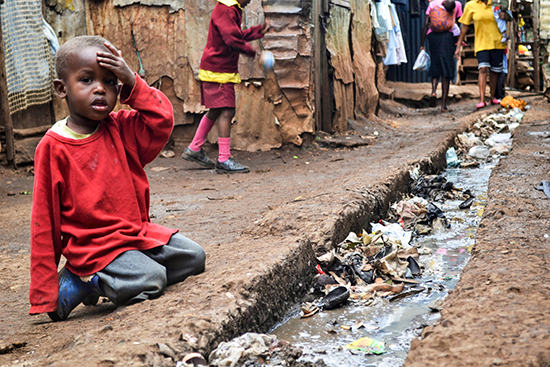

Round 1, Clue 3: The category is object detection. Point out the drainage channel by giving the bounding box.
[269,163,495,367]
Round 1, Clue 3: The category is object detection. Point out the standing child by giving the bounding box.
[30,36,206,321]
[181,0,268,174]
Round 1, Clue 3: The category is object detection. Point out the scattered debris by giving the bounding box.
[345,336,386,354]
[535,180,550,199]
[150,166,171,172]
[208,333,327,367]
[160,149,175,158]
[449,103,529,167]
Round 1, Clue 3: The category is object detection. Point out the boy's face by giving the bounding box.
[54,46,119,131]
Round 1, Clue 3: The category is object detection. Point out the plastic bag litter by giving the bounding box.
[413,50,430,71]
[506,108,524,122]
[468,145,490,160]
[378,250,410,278]
[370,222,412,248]
[456,132,482,148]
[485,133,511,147]
[500,95,527,110]
[346,336,386,354]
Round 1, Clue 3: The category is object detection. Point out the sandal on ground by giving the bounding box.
[476,101,487,109]
[491,98,501,105]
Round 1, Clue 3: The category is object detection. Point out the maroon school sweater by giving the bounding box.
[199,1,264,74]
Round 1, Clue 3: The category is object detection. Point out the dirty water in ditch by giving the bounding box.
[270,163,495,367]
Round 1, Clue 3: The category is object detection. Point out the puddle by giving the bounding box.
[270,164,495,367]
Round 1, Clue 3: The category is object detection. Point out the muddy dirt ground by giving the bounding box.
[1,93,549,367]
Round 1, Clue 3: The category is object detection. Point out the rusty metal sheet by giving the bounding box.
[262,0,311,15]
[325,5,354,84]
[280,88,312,118]
[332,79,353,132]
[351,0,378,117]
[330,0,350,9]
[239,0,268,81]
[184,0,215,77]
[263,34,298,59]
[273,58,310,89]
[231,83,283,151]
[273,95,314,146]
[113,0,185,13]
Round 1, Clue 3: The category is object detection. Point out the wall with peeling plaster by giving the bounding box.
[43,0,379,152]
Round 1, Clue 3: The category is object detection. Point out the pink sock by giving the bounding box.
[218,137,231,163]
[189,115,215,151]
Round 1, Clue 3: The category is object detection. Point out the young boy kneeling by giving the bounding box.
[30,36,206,321]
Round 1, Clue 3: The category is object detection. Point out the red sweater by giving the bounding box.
[199,2,264,74]
[29,75,177,314]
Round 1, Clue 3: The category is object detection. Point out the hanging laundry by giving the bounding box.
[384,3,408,65]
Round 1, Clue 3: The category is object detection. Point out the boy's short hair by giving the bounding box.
[443,0,456,13]
[55,35,110,80]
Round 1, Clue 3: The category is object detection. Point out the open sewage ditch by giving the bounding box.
[179,103,528,367]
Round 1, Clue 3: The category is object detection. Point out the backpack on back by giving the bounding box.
[429,6,454,32]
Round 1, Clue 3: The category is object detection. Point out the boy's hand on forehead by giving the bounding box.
[96,42,136,89]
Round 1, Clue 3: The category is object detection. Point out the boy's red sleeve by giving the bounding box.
[29,138,64,314]
[115,74,175,166]
[216,8,258,57]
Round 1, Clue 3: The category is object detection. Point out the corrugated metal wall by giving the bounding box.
[386,6,429,83]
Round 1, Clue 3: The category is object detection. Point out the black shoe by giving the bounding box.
[181,147,215,168]
[215,157,250,174]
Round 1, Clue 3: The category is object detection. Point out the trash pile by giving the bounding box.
[448,100,528,168]
[206,333,328,367]
[300,170,476,325]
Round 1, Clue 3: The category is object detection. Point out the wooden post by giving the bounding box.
[0,10,15,165]
[313,0,333,133]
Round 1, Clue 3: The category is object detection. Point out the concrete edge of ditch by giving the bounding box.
[180,112,484,361]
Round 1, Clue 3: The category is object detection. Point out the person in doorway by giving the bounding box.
[30,36,206,321]
[181,0,268,174]
[454,0,512,109]
[420,0,463,112]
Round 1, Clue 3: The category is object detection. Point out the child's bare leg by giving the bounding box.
[217,108,235,138]
[441,76,451,112]
[478,67,488,104]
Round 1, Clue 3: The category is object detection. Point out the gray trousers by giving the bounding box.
[96,233,206,306]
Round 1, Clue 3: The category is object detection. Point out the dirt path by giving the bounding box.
[0,96,546,366]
